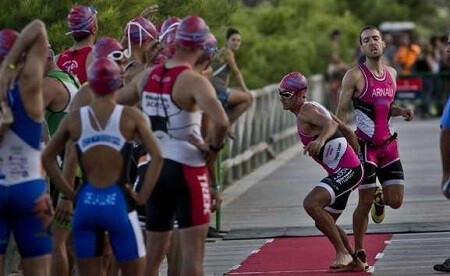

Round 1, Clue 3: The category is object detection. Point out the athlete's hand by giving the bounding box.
[145,40,163,66]
[304,139,324,156]
[402,108,414,121]
[54,199,73,227]
[125,183,147,206]
[210,187,222,213]
[140,4,158,18]
[188,134,217,167]
[0,100,13,139]
[33,193,54,230]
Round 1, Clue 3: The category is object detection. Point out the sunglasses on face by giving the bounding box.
[277,89,294,99]
[108,50,126,61]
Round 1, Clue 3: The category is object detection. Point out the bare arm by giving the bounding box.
[225,49,248,91]
[117,68,148,106]
[331,113,360,153]
[42,114,76,200]
[191,73,229,149]
[390,105,414,121]
[129,107,163,204]
[0,20,48,120]
[42,77,61,110]
[336,68,359,123]
[301,103,338,156]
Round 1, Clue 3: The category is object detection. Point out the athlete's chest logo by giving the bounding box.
[61,60,79,74]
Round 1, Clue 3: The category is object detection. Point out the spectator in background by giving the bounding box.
[326,29,349,112]
[210,27,253,135]
[415,38,440,118]
[438,35,450,72]
[382,33,398,69]
[56,5,98,84]
[394,33,421,75]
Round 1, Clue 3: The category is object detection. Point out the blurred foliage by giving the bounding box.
[0,0,449,88]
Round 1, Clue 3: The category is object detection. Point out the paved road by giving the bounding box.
[201,118,450,275]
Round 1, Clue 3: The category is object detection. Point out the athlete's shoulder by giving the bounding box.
[342,65,363,83]
[385,65,397,79]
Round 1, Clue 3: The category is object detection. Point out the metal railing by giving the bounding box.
[219,74,327,187]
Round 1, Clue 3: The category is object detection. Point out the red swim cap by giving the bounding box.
[87,58,122,95]
[0,29,18,60]
[279,72,308,93]
[202,33,218,60]
[124,17,158,46]
[67,6,97,36]
[93,37,124,60]
[175,15,210,48]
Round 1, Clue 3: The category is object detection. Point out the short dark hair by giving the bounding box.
[359,25,381,44]
[226,27,240,40]
[330,29,341,39]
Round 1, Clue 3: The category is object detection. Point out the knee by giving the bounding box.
[384,191,403,209]
[387,198,403,209]
[246,92,254,105]
[303,199,319,215]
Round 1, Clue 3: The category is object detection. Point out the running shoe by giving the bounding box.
[434,257,450,272]
[371,187,385,223]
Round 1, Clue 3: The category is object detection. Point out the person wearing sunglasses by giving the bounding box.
[278,71,365,271]
[56,5,98,84]
[336,26,414,270]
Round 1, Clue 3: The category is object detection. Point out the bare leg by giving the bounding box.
[336,225,354,256]
[101,237,115,276]
[167,228,181,276]
[353,188,376,251]
[178,224,209,276]
[77,257,103,276]
[119,257,146,276]
[145,230,172,276]
[382,184,404,209]
[22,255,51,276]
[226,88,253,125]
[303,187,352,267]
[51,226,71,276]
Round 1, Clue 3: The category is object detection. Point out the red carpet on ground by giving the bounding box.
[227,233,392,275]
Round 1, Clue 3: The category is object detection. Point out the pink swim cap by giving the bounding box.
[202,33,218,60]
[66,6,98,37]
[124,16,158,45]
[0,29,18,60]
[93,37,124,60]
[279,72,308,93]
[87,58,122,95]
[175,15,210,48]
